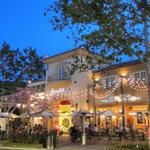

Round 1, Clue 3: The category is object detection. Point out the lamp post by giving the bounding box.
[120,75,126,139]
[91,73,97,125]
[82,112,86,145]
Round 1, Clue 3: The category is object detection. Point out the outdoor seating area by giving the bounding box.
[0,110,148,147]
[68,123,147,144]
[0,118,149,150]
[9,124,47,144]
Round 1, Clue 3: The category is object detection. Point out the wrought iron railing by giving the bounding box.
[47,73,71,82]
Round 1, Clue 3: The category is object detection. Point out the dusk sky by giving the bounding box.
[0,0,75,57]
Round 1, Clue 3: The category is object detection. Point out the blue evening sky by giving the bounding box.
[0,0,75,57]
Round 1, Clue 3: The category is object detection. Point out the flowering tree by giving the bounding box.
[0,87,53,114]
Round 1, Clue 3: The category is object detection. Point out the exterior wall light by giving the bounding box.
[16,103,21,108]
[30,104,34,108]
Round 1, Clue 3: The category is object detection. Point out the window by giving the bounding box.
[111,77,115,87]
[106,78,111,89]
[137,112,144,124]
[135,73,140,82]
[58,65,65,80]
[141,72,146,81]
[134,71,146,83]
[105,77,116,89]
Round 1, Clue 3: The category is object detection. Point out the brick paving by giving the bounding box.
[55,144,106,150]
[0,144,106,150]
[0,134,148,150]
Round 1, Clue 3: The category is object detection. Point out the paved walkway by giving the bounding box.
[55,144,106,150]
[0,144,106,150]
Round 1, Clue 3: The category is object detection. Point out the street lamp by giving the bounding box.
[28,80,31,84]
[82,112,87,145]
[91,73,97,125]
[120,75,126,139]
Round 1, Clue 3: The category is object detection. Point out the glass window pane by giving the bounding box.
[111,77,115,87]
[141,72,146,81]
[58,65,65,80]
[106,78,111,89]
[135,73,140,82]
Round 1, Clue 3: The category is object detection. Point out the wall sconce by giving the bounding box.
[91,74,95,82]
[28,80,31,84]
[30,104,35,108]
[16,103,21,108]
[75,103,78,110]
[22,104,26,109]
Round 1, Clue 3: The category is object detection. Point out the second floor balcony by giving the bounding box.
[47,73,71,82]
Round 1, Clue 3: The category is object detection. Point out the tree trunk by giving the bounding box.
[143,19,150,145]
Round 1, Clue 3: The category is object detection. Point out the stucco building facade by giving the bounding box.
[28,48,149,132]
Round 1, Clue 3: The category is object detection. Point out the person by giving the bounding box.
[94,124,99,132]
[40,128,48,148]
[69,125,78,142]
[0,125,2,140]
[50,128,57,148]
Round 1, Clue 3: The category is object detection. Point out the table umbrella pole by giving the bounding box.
[82,114,86,145]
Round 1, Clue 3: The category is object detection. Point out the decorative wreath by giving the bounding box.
[62,118,70,128]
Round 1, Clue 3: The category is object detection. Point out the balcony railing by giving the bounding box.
[47,73,71,82]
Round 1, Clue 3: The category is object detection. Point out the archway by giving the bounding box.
[51,99,73,133]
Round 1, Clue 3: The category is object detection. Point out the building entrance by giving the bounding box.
[53,100,72,133]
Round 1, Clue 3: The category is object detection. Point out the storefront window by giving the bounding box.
[137,112,144,124]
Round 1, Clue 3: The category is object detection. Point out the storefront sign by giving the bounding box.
[99,95,141,104]
[50,88,72,95]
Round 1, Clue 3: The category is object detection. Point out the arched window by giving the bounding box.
[58,65,65,80]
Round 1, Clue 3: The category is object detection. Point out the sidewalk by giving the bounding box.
[0,144,106,150]
[55,144,106,150]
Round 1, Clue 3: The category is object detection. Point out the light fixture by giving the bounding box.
[16,103,21,108]
[28,80,31,84]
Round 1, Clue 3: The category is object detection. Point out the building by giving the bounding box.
[28,48,149,132]
[29,48,94,132]
[93,60,148,130]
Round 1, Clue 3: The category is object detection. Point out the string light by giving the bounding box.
[90,78,121,99]
[90,76,148,99]
[128,78,147,92]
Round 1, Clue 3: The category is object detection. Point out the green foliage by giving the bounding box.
[109,144,150,150]
[46,0,150,72]
[0,42,45,96]
[0,81,26,96]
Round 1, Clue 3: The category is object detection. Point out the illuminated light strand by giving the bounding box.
[90,77,148,99]
[90,78,121,99]
[128,78,147,92]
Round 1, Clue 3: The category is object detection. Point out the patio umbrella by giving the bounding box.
[72,111,92,117]
[31,110,55,149]
[0,112,18,119]
[31,110,54,118]
[91,111,101,116]
[101,110,116,117]
[9,113,18,119]
[17,111,31,118]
